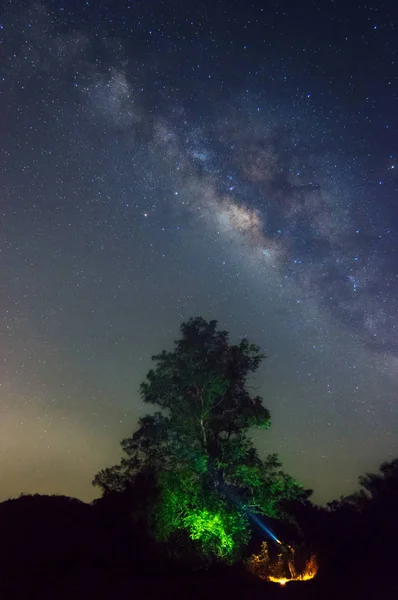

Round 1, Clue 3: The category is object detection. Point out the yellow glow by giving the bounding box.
[247,541,318,586]
[269,577,287,586]
[267,553,318,585]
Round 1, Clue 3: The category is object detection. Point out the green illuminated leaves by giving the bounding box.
[183,508,242,558]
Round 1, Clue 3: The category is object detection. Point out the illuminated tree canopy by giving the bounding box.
[94,317,308,561]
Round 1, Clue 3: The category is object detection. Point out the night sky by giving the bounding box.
[1,0,398,505]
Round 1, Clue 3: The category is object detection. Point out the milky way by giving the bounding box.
[1,1,397,503]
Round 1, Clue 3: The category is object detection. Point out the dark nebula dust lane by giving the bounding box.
[1,0,397,503]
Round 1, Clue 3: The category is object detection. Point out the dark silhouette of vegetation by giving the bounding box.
[324,459,398,589]
[1,319,397,599]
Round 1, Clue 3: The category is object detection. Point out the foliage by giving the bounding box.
[345,458,398,509]
[183,507,248,559]
[94,317,307,561]
[246,540,270,580]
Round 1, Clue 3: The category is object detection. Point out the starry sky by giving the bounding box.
[1,0,398,505]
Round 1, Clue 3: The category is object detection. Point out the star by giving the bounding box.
[0,0,396,508]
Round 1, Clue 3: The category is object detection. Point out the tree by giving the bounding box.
[320,459,398,586]
[350,458,398,507]
[94,317,307,562]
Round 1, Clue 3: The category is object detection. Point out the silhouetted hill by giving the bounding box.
[0,492,150,598]
[0,493,397,600]
[0,494,102,575]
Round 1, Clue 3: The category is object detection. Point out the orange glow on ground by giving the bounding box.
[267,553,318,585]
[247,541,318,586]
[269,577,288,585]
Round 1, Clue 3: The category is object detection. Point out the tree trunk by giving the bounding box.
[200,415,207,448]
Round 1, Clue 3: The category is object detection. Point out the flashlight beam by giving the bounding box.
[247,511,282,545]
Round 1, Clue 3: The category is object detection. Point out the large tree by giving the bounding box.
[94,317,307,561]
